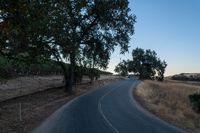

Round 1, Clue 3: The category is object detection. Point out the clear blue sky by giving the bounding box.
[107,0,200,76]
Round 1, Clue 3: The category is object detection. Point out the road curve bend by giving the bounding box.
[32,79,187,133]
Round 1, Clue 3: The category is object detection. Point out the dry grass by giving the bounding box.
[0,76,64,102]
[134,80,200,133]
[0,75,118,102]
[0,78,122,133]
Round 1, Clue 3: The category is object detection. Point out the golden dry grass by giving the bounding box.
[134,80,200,133]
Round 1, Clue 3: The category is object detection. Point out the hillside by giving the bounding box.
[171,73,200,81]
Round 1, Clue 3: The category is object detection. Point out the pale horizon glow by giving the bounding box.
[107,0,200,76]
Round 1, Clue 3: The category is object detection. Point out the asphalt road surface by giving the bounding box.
[32,78,187,133]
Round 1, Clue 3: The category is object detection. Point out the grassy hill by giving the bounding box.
[171,73,200,81]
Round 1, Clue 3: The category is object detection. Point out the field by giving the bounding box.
[134,80,200,133]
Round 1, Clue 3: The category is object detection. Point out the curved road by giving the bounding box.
[32,79,187,133]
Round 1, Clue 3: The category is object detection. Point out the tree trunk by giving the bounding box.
[56,53,76,93]
[139,69,143,79]
[90,75,94,84]
[58,62,70,92]
[90,60,95,84]
[67,53,76,93]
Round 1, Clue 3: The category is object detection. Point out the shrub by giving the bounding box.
[189,93,200,113]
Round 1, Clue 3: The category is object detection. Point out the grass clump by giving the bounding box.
[189,93,200,113]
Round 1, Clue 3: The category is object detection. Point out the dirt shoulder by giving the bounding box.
[133,80,200,133]
[0,78,123,133]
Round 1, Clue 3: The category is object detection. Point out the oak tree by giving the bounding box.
[0,0,136,92]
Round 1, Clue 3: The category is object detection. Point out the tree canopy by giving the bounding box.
[0,0,136,91]
[115,48,167,81]
[130,48,167,80]
[114,60,129,76]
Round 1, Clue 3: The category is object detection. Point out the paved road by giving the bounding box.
[32,79,187,133]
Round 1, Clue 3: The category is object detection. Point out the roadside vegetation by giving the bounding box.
[189,93,200,113]
[134,80,200,133]
[171,73,200,113]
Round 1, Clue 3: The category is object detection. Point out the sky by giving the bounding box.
[107,0,200,76]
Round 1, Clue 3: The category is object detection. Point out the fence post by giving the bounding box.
[19,77,22,121]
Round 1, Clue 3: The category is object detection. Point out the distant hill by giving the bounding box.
[171,73,200,81]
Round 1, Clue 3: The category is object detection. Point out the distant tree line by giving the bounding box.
[0,57,63,78]
[0,0,136,92]
[115,48,167,81]
[0,56,112,83]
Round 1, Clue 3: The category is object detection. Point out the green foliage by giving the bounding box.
[189,93,200,113]
[114,60,129,76]
[44,0,136,68]
[115,48,167,80]
[87,68,100,82]
[0,0,51,63]
[0,56,63,79]
[0,0,135,91]
[128,48,167,80]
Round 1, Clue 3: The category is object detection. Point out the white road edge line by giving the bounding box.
[98,83,124,133]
